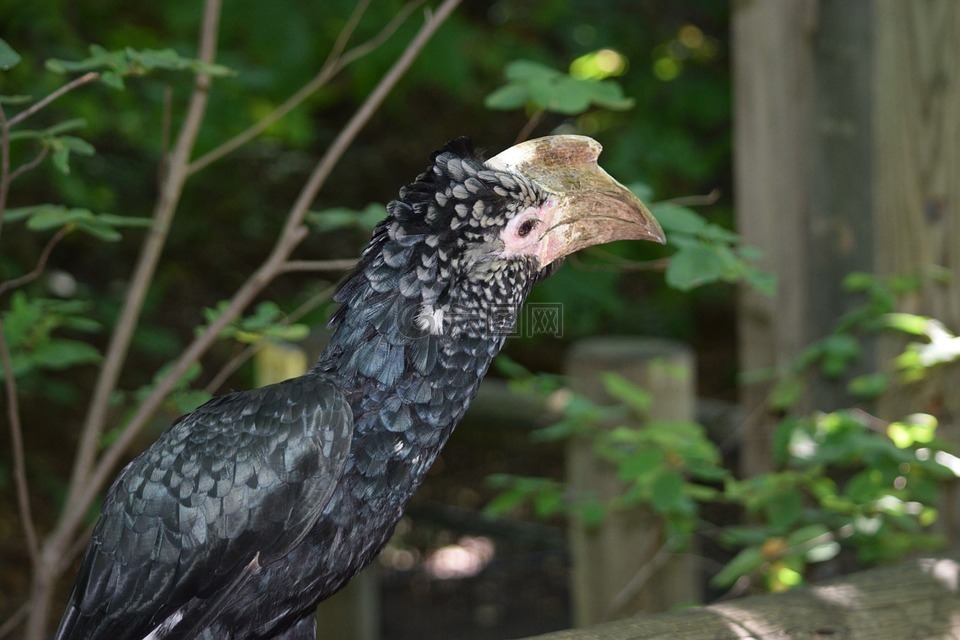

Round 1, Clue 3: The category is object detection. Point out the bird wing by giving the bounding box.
[56,375,353,640]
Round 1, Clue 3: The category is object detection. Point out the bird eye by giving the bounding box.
[516,218,538,238]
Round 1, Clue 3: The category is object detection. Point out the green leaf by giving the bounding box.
[75,219,122,241]
[587,80,635,110]
[770,375,804,411]
[711,546,764,588]
[0,94,32,105]
[650,469,684,513]
[505,59,561,81]
[483,487,529,517]
[7,119,88,142]
[533,489,564,518]
[601,372,652,416]
[665,245,726,290]
[848,372,889,399]
[30,339,102,369]
[882,313,935,336]
[765,489,803,531]
[653,203,706,235]
[699,223,741,244]
[484,84,530,111]
[14,204,150,240]
[618,448,666,482]
[0,38,21,70]
[545,77,592,114]
[786,524,831,547]
[577,498,606,528]
[46,45,234,82]
[95,213,154,228]
[26,205,90,230]
[488,59,634,116]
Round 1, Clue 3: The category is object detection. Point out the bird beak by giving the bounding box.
[486,135,665,268]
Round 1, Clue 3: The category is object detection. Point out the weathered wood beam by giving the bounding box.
[518,553,960,639]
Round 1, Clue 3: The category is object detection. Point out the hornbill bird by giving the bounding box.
[55,135,665,639]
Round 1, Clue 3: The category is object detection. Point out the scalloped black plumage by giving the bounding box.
[55,139,559,640]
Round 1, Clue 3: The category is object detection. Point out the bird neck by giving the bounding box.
[313,272,517,491]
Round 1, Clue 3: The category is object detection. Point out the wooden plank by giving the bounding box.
[734,0,960,471]
[515,553,960,640]
[564,338,699,626]
[872,0,960,541]
[732,0,819,477]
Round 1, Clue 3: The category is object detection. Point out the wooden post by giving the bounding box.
[253,341,379,640]
[733,1,960,479]
[565,337,699,626]
[872,1,960,541]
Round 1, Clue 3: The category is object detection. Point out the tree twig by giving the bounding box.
[56,0,224,568]
[0,109,9,247]
[0,316,39,567]
[280,258,358,273]
[660,188,722,207]
[568,249,671,272]
[187,0,424,175]
[515,109,545,144]
[6,72,101,129]
[0,603,28,639]
[0,226,71,298]
[8,146,50,183]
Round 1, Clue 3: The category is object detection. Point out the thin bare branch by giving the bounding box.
[515,109,545,144]
[0,226,70,298]
[0,107,10,246]
[52,0,462,558]
[280,258,358,273]
[661,188,722,207]
[0,316,40,566]
[158,84,174,187]
[279,0,462,243]
[0,603,28,639]
[59,0,224,548]
[6,72,101,129]
[187,0,423,175]
[8,146,50,183]
[568,248,671,272]
[324,0,373,66]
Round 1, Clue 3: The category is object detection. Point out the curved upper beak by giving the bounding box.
[485,135,665,268]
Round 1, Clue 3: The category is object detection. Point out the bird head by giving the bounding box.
[332,135,664,343]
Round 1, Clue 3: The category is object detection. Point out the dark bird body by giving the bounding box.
[55,136,664,639]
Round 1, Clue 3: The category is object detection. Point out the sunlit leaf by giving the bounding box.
[882,313,933,337]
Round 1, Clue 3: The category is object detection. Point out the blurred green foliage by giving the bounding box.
[1,0,733,414]
[490,275,960,594]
